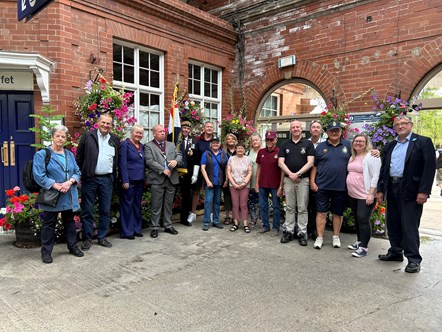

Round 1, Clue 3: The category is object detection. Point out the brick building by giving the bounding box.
[1,0,442,206]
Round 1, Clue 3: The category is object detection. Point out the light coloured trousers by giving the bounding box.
[284,177,310,236]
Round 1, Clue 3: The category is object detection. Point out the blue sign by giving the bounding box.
[18,0,54,21]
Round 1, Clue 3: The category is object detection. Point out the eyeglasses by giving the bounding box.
[353,140,366,143]
[393,121,411,128]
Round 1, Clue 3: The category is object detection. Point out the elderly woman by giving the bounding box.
[200,136,229,231]
[119,125,145,239]
[33,125,82,264]
[227,142,253,233]
[346,134,381,258]
[222,133,237,225]
[248,133,261,226]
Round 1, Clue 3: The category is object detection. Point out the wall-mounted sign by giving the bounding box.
[18,0,55,22]
[278,55,296,69]
[0,71,34,91]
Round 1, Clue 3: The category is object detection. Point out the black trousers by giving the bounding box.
[348,196,375,248]
[41,210,77,254]
[386,180,423,263]
[179,173,193,223]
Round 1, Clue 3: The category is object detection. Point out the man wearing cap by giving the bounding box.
[145,124,183,238]
[310,121,351,249]
[278,120,315,246]
[255,131,284,236]
[200,136,229,231]
[307,120,326,240]
[178,121,200,226]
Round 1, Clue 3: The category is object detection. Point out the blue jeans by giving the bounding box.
[204,185,222,226]
[81,175,113,241]
[259,187,280,230]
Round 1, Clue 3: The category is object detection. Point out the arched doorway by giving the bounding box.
[256,79,327,142]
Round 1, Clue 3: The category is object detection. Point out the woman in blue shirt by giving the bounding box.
[33,125,82,264]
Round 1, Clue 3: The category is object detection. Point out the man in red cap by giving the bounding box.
[255,131,284,236]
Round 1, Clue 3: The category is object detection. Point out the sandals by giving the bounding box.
[223,217,232,225]
[244,226,251,233]
[230,220,239,232]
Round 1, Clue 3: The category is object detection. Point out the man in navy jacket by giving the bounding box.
[376,115,436,273]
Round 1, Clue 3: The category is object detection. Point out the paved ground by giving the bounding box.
[1,180,441,331]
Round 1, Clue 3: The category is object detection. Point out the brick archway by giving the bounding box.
[387,35,442,100]
[246,59,345,120]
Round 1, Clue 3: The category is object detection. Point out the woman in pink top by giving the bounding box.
[226,142,253,233]
[346,134,381,258]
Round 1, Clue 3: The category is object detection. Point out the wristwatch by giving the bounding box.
[297,172,302,177]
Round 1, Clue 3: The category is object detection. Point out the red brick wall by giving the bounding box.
[214,0,442,120]
[0,0,236,131]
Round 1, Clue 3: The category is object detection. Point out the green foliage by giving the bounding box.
[29,105,66,148]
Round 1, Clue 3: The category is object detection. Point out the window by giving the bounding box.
[260,94,280,140]
[188,63,222,133]
[113,41,164,142]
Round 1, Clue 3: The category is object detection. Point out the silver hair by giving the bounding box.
[393,115,412,123]
[51,124,69,137]
[131,124,144,133]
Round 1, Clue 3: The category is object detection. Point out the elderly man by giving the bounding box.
[278,120,315,246]
[145,124,183,238]
[310,121,351,249]
[307,120,326,240]
[178,121,200,226]
[76,113,120,251]
[256,131,284,236]
[376,115,436,273]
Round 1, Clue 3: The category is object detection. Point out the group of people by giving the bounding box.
[32,113,436,274]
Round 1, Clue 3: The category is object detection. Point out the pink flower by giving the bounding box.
[13,202,24,213]
[13,186,21,191]
[333,114,337,118]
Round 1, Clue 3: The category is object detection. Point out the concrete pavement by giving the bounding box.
[1,178,442,331]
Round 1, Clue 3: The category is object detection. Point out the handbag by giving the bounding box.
[36,188,60,207]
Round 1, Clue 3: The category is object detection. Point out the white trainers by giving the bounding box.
[314,237,323,249]
[187,213,196,223]
[333,236,341,248]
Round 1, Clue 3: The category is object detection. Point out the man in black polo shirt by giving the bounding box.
[278,120,315,246]
[310,121,351,249]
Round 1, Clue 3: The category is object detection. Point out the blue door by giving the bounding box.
[0,93,35,208]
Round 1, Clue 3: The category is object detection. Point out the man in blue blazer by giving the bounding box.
[376,115,436,273]
[145,124,183,238]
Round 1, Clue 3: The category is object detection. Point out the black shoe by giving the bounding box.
[180,221,192,226]
[405,262,421,273]
[299,237,308,246]
[151,229,159,238]
[378,253,404,262]
[134,232,144,237]
[121,235,135,240]
[280,232,294,243]
[164,227,178,235]
[42,252,53,264]
[212,223,224,229]
[82,239,92,251]
[98,239,112,248]
[69,246,84,257]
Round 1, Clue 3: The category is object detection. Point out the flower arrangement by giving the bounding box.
[219,114,257,144]
[319,105,355,138]
[178,96,206,135]
[363,95,420,149]
[0,187,42,230]
[74,72,136,140]
[371,202,386,236]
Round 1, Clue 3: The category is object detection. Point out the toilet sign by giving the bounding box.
[18,0,54,21]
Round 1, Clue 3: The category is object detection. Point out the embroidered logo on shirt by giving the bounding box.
[286,149,290,154]
[342,146,348,154]
[300,147,306,154]
[323,148,328,154]
[274,155,278,159]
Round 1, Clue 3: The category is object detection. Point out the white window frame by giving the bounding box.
[188,61,222,134]
[113,40,164,142]
[260,93,280,141]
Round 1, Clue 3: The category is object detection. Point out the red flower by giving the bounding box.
[19,195,29,203]
[9,196,19,203]
[321,111,327,116]
[101,78,107,84]
[5,189,15,197]
[0,217,5,226]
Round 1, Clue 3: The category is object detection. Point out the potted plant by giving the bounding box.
[0,186,43,248]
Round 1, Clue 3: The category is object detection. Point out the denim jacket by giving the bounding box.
[33,147,81,212]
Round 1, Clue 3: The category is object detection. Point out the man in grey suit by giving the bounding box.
[145,124,183,238]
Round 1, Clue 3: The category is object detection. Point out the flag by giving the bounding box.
[167,81,181,143]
